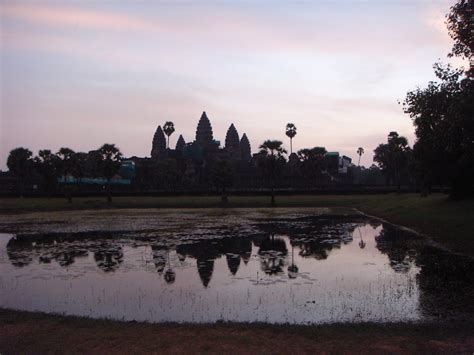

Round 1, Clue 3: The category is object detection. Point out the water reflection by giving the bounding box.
[1,213,473,324]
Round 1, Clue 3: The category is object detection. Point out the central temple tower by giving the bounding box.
[195,111,214,147]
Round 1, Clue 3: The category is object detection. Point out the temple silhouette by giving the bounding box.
[119,111,355,191]
[151,111,252,162]
[0,111,370,195]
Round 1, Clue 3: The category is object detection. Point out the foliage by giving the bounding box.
[297,147,327,184]
[285,123,297,139]
[446,0,473,62]
[350,165,385,185]
[98,144,123,180]
[403,63,474,198]
[7,147,33,196]
[373,132,412,187]
[73,152,89,182]
[56,148,76,178]
[258,140,287,206]
[7,147,33,179]
[285,123,297,154]
[163,121,175,149]
[356,147,364,166]
[34,150,59,193]
[98,144,123,203]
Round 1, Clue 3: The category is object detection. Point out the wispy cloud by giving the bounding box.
[2,3,157,32]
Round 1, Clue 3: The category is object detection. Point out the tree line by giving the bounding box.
[7,144,122,202]
[4,0,472,201]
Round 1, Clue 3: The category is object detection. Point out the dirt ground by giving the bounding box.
[1,309,473,354]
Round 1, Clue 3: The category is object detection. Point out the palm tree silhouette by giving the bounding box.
[163,121,175,150]
[285,123,297,154]
[164,249,176,284]
[259,140,287,207]
[357,147,365,167]
[98,144,122,203]
[357,226,366,249]
[288,242,299,279]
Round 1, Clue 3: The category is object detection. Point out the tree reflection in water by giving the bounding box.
[4,216,473,322]
[151,245,167,274]
[257,234,288,275]
[357,226,366,249]
[93,244,123,272]
[375,224,474,319]
[288,242,299,279]
[164,249,176,284]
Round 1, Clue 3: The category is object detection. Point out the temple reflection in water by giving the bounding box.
[3,215,474,323]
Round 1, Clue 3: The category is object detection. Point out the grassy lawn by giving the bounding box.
[1,309,473,354]
[1,193,473,254]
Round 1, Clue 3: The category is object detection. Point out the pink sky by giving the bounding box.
[0,0,466,169]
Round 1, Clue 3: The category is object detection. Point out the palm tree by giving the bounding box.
[357,147,365,166]
[163,121,175,150]
[98,144,123,203]
[259,140,287,207]
[285,123,297,154]
[56,147,76,202]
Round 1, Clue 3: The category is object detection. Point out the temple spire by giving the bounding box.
[151,125,166,158]
[195,111,213,146]
[240,133,251,161]
[175,134,186,152]
[225,123,240,159]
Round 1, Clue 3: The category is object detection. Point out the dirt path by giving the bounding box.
[1,310,473,354]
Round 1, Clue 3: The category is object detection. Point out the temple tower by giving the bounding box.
[240,133,251,161]
[195,111,214,147]
[225,123,240,159]
[175,134,186,152]
[151,125,166,158]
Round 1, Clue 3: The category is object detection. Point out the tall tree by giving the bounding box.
[56,147,76,203]
[297,147,327,186]
[285,123,297,155]
[258,140,287,206]
[446,0,473,76]
[357,147,365,166]
[373,132,411,190]
[7,147,33,197]
[98,144,123,203]
[404,63,473,198]
[73,152,89,185]
[163,121,175,150]
[34,149,58,195]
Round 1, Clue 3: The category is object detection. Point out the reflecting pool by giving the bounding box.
[0,209,472,324]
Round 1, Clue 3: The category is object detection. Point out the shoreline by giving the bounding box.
[1,193,473,255]
[1,308,473,353]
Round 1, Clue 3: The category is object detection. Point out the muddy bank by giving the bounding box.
[1,309,473,354]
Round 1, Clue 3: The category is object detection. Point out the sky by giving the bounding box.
[0,0,467,169]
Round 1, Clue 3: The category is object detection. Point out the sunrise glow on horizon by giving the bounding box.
[0,0,466,169]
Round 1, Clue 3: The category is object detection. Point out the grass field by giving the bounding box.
[1,193,473,255]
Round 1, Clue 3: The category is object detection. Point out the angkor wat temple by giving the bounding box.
[124,111,260,190]
[151,111,251,162]
[0,111,366,195]
[122,111,354,191]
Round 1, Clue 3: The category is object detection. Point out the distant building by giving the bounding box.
[326,152,353,174]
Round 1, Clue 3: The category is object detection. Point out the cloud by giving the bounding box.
[1,1,453,60]
[1,3,157,32]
